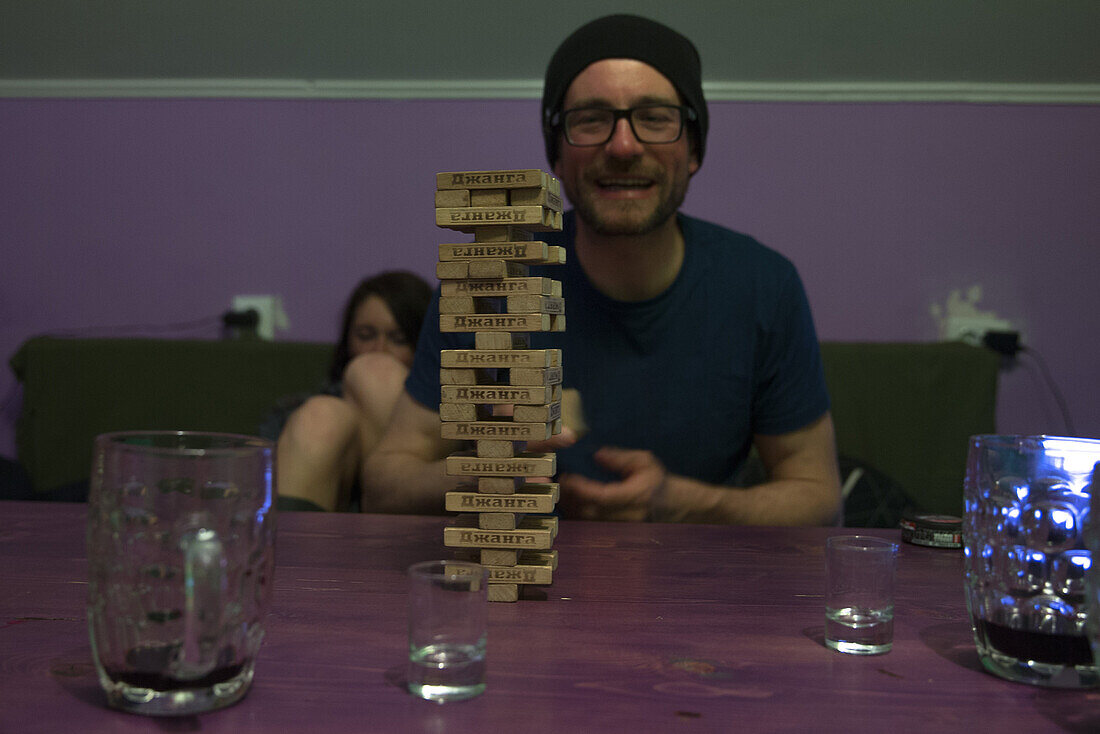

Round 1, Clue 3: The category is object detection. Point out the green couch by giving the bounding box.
[8,336,999,520]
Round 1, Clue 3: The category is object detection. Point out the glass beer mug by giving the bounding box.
[963,435,1100,687]
[86,431,276,715]
[1086,462,1100,674]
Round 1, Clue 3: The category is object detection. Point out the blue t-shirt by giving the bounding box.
[406,211,830,485]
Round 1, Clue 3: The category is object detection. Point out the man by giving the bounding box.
[364,14,840,524]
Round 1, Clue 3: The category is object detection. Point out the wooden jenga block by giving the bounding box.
[436,206,560,233]
[478,476,523,494]
[561,387,588,438]
[452,548,557,572]
[478,512,519,530]
[486,559,554,585]
[438,295,503,314]
[488,583,519,603]
[439,403,491,422]
[444,484,559,514]
[475,440,516,458]
[506,295,565,314]
[443,556,555,588]
[440,420,552,441]
[523,549,559,570]
[440,313,551,332]
[448,513,558,536]
[527,515,559,538]
[437,169,552,190]
[438,367,498,385]
[509,366,563,386]
[441,349,561,369]
[513,402,562,423]
[474,226,533,243]
[510,186,563,212]
[439,403,475,422]
[441,384,555,405]
[443,520,554,550]
[444,452,556,477]
[441,277,560,297]
[436,260,530,280]
[469,260,532,279]
[438,365,563,387]
[434,189,470,207]
[436,261,471,280]
[480,549,518,566]
[438,242,551,262]
[470,189,508,206]
[439,365,563,387]
[475,332,531,350]
[438,295,470,315]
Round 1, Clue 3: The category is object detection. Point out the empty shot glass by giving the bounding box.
[407,560,488,702]
[825,535,899,655]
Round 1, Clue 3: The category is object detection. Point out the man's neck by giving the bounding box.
[573,214,685,302]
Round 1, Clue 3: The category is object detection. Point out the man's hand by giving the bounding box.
[559,447,668,521]
[554,413,841,525]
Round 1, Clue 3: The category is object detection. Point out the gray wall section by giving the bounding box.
[3,0,1099,86]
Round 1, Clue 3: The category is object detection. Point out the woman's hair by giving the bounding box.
[329,270,432,382]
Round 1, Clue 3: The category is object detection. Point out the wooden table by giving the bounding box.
[2,501,1098,733]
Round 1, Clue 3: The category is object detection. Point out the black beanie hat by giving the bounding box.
[541,14,707,167]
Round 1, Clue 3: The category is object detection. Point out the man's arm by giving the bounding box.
[560,412,841,525]
[360,391,463,514]
[707,411,841,525]
[362,390,580,514]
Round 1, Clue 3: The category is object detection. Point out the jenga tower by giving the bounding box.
[434,169,565,603]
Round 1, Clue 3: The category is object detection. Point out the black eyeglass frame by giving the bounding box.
[551,104,698,147]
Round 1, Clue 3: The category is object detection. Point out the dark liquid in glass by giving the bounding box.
[105,643,244,690]
[978,620,1093,666]
[104,663,245,691]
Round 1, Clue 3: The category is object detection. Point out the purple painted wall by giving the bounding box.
[2,98,1098,460]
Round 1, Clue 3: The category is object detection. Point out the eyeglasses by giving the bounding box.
[555,105,696,147]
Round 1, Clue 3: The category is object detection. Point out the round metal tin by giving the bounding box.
[899,513,963,549]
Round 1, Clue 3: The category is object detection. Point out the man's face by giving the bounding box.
[553,58,699,237]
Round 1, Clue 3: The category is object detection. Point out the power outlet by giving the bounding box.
[943,315,1012,347]
[231,295,289,340]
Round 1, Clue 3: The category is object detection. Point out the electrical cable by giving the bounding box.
[1018,346,1076,436]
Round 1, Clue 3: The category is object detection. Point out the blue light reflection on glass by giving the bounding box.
[1050,508,1076,534]
[255,459,274,525]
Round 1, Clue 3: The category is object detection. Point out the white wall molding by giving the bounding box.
[3,78,1099,104]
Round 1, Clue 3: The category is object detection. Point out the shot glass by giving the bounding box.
[825,535,899,655]
[407,560,488,702]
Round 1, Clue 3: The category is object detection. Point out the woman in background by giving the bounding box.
[273,271,431,512]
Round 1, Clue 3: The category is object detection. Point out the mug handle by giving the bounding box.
[174,526,227,680]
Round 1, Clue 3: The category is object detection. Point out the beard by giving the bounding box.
[569,160,690,237]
